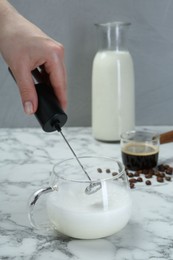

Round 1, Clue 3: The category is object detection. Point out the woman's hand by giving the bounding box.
[0,1,67,114]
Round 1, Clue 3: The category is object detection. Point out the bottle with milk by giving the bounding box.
[92,22,135,142]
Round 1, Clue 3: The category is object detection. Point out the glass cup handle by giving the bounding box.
[28,186,53,229]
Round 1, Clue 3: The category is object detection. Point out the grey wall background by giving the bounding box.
[0,0,173,128]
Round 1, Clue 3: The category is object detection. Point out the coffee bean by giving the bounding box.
[97,168,102,173]
[157,176,164,183]
[146,180,152,185]
[106,169,111,173]
[134,172,140,177]
[165,165,170,170]
[158,164,165,172]
[130,182,135,189]
[137,177,143,182]
[128,172,134,178]
[145,174,152,179]
[112,172,118,176]
[165,176,171,181]
[165,168,173,175]
[159,172,165,178]
[155,171,161,177]
[129,178,137,183]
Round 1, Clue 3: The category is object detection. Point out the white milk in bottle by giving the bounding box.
[92,22,135,142]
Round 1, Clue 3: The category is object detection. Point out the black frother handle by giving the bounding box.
[8,67,67,132]
[34,82,67,132]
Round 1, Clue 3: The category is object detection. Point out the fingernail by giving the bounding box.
[24,101,34,115]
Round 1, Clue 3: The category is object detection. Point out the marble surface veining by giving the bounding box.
[0,127,173,260]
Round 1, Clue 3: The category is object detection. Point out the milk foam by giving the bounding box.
[46,182,132,239]
[123,142,159,156]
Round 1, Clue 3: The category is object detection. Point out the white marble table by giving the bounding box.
[0,127,173,260]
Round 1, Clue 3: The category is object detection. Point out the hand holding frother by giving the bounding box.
[9,67,102,195]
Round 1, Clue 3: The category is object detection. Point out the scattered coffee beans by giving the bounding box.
[96,163,172,189]
[126,163,172,189]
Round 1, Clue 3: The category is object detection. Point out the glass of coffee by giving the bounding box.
[121,130,160,171]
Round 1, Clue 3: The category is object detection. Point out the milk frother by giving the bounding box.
[9,67,101,194]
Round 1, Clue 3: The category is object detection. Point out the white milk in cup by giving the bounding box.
[28,156,132,239]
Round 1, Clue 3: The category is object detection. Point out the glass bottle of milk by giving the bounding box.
[92,22,135,142]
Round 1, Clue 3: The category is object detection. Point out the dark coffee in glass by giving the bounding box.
[121,143,159,171]
[121,131,160,171]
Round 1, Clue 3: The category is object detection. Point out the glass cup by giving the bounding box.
[121,130,160,171]
[28,156,132,239]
